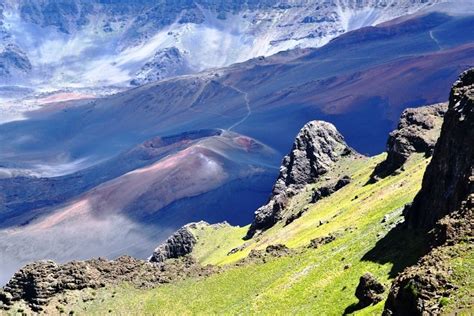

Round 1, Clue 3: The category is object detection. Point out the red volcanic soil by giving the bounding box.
[234,136,259,152]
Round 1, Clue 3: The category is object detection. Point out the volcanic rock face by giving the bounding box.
[150,224,198,263]
[0,256,216,312]
[370,103,447,181]
[384,199,473,316]
[245,121,355,238]
[405,69,473,230]
[384,69,474,315]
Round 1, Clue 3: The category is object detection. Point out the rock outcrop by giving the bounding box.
[311,175,351,203]
[0,256,216,312]
[370,103,447,182]
[384,68,474,315]
[245,121,356,239]
[149,221,230,262]
[355,273,386,307]
[238,244,293,265]
[308,234,337,249]
[150,224,198,263]
[384,198,473,316]
[405,69,473,230]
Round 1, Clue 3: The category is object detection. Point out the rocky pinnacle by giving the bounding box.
[245,120,355,239]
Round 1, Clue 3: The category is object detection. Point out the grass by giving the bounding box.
[440,242,474,315]
[188,223,249,265]
[60,153,434,315]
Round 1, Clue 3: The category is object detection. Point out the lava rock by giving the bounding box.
[384,69,474,316]
[244,244,292,264]
[245,121,356,239]
[285,209,306,226]
[308,234,337,248]
[355,273,386,307]
[150,224,198,263]
[370,103,447,182]
[335,175,352,190]
[131,47,191,85]
[311,175,351,203]
[405,69,474,230]
[1,255,216,311]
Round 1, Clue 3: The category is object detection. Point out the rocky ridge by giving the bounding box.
[245,120,357,238]
[383,68,474,315]
[0,256,217,312]
[0,0,445,86]
[370,103,447,182]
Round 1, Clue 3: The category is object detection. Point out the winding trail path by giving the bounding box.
[429,30,442,50]
[226,85,252,131]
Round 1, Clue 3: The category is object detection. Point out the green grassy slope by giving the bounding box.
[440,242,474,314]
[61,153,436,315]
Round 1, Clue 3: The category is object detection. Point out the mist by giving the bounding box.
[0,214,174,286]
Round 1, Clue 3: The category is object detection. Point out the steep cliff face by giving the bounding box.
[405,69,473,230]
[245,121,357,238]
[370,103,447,181]
[384,68,474,315]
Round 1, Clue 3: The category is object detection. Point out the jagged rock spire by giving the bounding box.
[245,120,356,239]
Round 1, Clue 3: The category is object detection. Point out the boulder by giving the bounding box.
[311,175,351,203]
[355,273,386,307]
[308,234,337,248]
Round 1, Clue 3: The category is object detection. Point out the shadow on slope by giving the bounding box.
[342,224,431,314]
[362,224,431,278]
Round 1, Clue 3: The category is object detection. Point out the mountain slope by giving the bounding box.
[384,68,474,316]
[0,10,473,284]
[1,141,432,315]
[1,70,472,314]
[0,0,447,89]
